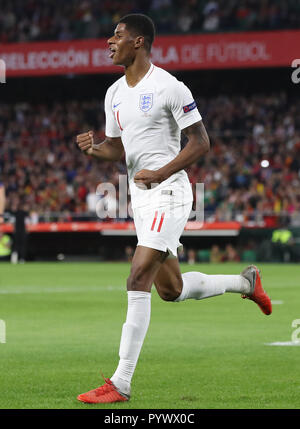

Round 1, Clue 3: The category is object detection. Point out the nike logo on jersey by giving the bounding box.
[113,102,122,109]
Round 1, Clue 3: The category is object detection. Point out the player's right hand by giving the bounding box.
[76,131,94,155]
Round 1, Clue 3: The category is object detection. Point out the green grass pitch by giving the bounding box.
[0,262,299,409]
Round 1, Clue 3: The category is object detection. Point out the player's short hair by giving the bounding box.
[118,14,155,53]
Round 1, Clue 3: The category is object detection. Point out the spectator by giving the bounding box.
[210,244,223,263]
[0,0,300,42]
[271,221,295,262]
[178,245,187,262]
[10,200,29,263]
[223,244,240,262]
[0,230,11,261]
[177,6,194,33]
[0,179,5,224]
[187,248,197,264]
[202,2,220,32]
[125,245,134,262]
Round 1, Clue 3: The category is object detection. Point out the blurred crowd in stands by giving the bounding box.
[1,91,299,227]
[0,0,299,43]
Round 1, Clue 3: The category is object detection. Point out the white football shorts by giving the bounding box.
[133,194,192,257]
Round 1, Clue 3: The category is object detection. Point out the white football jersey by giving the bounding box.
[105,63,202,208]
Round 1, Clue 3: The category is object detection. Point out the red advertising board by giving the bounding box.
[0,30,299,77]
[0,221,241,233]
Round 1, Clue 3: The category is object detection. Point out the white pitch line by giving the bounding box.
[0,285,124,294]
[265,341,300,346]
[271,300,284,305]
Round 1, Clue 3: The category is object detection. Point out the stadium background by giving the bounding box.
[1,0,300,263]
[0,0,300,412]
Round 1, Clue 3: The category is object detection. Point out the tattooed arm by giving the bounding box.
[134,121,210,188]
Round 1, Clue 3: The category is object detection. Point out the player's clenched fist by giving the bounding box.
[134,169,166,189]
[76,131,94,155]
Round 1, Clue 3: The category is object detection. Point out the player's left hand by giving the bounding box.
[134,169,165,190]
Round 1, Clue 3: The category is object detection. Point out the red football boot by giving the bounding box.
[241,265,272,315]
[77,375,129,404]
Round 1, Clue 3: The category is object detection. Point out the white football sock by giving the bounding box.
[175,272,250,302]
[110,290,151,395]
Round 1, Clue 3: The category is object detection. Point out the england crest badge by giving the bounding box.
[139,93,153,112]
